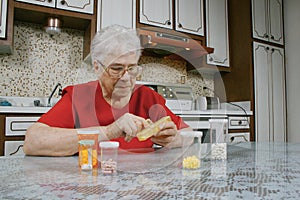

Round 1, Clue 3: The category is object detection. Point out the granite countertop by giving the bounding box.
[0,106,251,115]
[0,142,299,199]
[0,106,51,113]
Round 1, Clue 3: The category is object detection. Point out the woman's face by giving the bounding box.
[96,52,139,100]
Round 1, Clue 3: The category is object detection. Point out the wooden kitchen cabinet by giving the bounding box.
[139,0,204,36]
[205,0,230,67]
[97,0,136,31]
[0,0,14,54]
[15,0,94,14]
[251,0,284,45]
[253,42,286,142]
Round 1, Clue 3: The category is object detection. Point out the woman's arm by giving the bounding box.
[23,122,79,156]
[23,113,150,156]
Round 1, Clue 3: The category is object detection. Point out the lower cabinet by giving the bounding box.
[253,41,286,142]
[0,114,40,156]
[227,116,251,143]
[5,141,24,156]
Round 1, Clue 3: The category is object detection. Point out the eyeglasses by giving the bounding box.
[97,60,142,79]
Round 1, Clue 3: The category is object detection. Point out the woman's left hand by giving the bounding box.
[150,121,179,147]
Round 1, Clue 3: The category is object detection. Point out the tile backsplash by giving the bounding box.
[0,21,214,98]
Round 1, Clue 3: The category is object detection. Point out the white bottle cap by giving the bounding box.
[99,141,120,148]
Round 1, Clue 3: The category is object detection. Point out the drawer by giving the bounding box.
[5,116,40,136]
[228,116,250,129]
[228,132,250,143]
[5,141,24,156]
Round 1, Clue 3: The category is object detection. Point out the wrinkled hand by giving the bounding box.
[107,113,150,142]
[150,121,179,147]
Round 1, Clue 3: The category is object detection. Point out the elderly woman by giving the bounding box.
[23,25,191,156]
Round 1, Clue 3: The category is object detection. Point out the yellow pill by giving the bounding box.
[182,155,200,169]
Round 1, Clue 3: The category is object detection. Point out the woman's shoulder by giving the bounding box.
[134,84,164,101]
[62,81,99,95]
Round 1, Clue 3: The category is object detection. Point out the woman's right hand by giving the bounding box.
[107,113,150,141]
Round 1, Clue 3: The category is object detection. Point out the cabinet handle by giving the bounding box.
[266,47,270,50]
[48,0,52,3]
[9,145,24,156]
[178,23,182,28]
[167,21,171,26]
[271,35,275,40]
[209,57,213,61]
[271,48,275,52]
[265,34,269,38]
[60,0,66,5]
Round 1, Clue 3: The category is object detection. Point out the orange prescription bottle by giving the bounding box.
[78,130,99,170]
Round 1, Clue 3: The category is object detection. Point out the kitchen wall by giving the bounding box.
[0,21,213,98]
[284,0,300,142]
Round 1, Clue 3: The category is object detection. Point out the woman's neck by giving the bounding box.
[100,81,131,109]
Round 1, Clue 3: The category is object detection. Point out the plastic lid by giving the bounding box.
[78,140,95,145]
[180,131,202,138]
[99,141,120,148]
[77,130,100,135]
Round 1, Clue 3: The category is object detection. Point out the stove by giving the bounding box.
[137,81,194,111]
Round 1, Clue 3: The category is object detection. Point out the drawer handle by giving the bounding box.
[9,145,24,156]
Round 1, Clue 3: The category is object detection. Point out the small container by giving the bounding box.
[180,131,202,170]
[99,141,119,174]
[78,130,99,170]
[209,119,228,160]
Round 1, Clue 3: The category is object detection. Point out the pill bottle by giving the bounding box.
[180,131,202,170]
[209,119,228,160]
[78,130,99,170]
[99,141,119,174]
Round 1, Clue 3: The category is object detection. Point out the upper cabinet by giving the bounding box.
[15,0,94,14]
[251,0,284,45]
[0,0,13,54]
[139,0,204,36]
[139,0,172,29]
[97,0,136,31]
[205,0,230,67]
[175,0,204,36]
[0,0,8,39]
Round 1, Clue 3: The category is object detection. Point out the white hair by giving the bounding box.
[90,25,142,65]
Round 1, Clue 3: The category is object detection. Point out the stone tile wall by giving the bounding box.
[0,21,214,98]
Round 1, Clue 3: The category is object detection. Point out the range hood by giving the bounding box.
[138,28,214,60]
[83,28,214,66]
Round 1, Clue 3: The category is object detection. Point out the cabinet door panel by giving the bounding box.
[5,141,24,156]
[57,0,94,14]
[252,0,268,42]
[175,0,204,36]
[139,0,172,29]
[98,0,136,31]
[0,0,8,38]
[269,0,284,44]
[206,0,229,67]
[15,0,55,7]
[253,42,270,142]
[270,47,286,141]
[254,42,286,142]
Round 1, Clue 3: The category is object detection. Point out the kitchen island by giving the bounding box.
[0,142,299,199]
